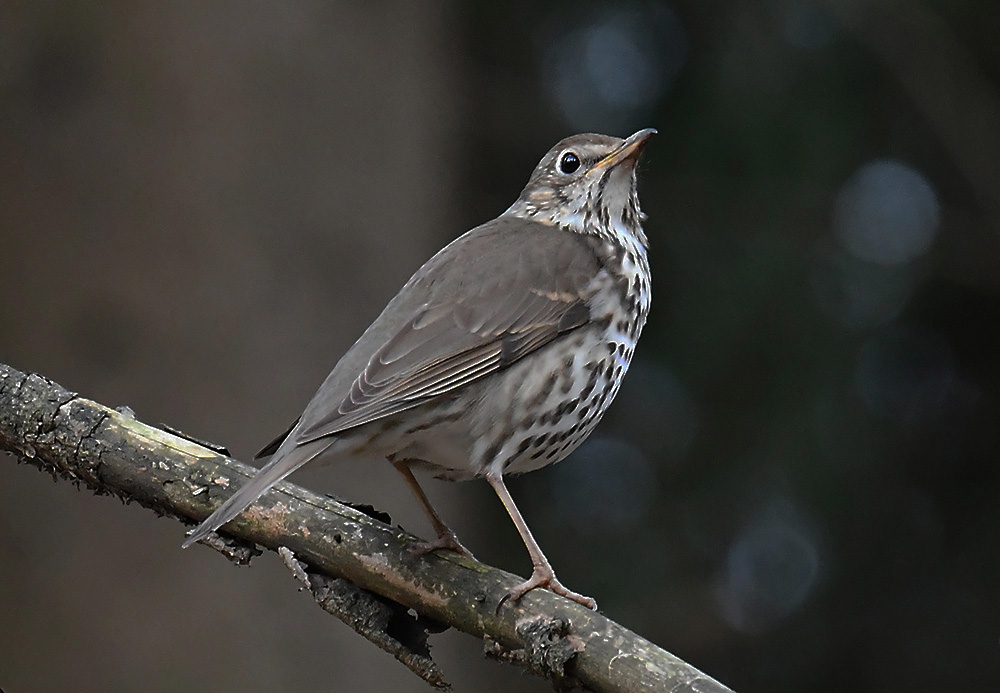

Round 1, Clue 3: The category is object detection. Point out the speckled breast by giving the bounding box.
[477,238,650,477]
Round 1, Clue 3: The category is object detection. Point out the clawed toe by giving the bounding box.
[548,581,598,610]
[497,566,598,613]
[408,532,476,560]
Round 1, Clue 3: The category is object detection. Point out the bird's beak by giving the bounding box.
[591,128,657,171]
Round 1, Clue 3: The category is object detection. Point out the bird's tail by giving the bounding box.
[181,436,332,548]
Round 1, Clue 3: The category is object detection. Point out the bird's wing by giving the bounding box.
[290,218,605,445]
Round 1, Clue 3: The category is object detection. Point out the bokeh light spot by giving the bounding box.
[540,2,687,133]
[714,499,822,634]
[833,159,940,266]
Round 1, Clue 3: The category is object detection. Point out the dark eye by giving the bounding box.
[558,151,581,174]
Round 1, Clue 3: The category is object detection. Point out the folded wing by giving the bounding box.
[291,218,604,446]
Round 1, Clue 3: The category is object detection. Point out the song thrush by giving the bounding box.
[183,129,656,610]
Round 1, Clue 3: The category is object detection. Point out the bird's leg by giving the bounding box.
[485,472,598,611]
[392,458,475,559]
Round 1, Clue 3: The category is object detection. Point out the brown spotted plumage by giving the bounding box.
[183,129,656,610]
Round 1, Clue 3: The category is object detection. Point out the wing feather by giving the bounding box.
[289,218,605,445]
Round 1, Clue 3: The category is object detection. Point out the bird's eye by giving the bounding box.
[558,151,581,174]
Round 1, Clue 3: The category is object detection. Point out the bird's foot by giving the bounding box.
[408,530,476,560]
[497,564,598,612]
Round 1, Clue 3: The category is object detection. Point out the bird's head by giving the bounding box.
[507,128,656,247]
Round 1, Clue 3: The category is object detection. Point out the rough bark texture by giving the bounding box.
[0,361,734,693]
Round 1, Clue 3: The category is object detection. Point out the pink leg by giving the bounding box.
[392,459,474,559]
[486,471,597,610]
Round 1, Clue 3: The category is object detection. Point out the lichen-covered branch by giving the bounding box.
[0,361,734,693]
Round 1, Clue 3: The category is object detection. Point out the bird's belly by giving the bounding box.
[352,322,641,481]
[473,321,639,477]
[350,391,483,481]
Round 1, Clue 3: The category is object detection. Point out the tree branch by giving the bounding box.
[0,361,734,693]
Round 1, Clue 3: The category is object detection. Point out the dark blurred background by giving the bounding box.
[2,1,998,691]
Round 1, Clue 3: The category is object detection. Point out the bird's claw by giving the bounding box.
[408,531,476,560]
[496,565,598,614]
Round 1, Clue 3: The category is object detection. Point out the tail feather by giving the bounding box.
[181,437,332,548]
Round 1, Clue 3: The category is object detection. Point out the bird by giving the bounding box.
[183,128,656,610]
